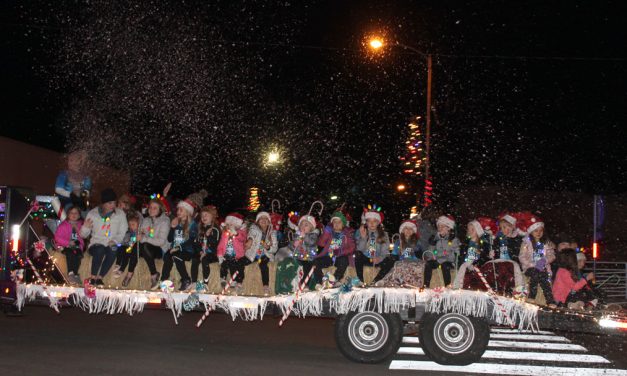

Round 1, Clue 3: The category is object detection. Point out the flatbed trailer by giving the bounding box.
[9,283,627,365]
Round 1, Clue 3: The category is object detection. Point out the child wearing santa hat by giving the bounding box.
[217,213,248,294]
[191,205,221,291]
[453,219,494,289]
[424,215,460,288]
[244,211,278,295]
[493,212,524,263]
[315,211,355,286]
[392,220,423,261]
[159,197,199,291]
[519,213,556,305]
[289,214,321,288]
[354,207,392,285]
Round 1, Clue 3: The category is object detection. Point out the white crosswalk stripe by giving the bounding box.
[391,330,626,375]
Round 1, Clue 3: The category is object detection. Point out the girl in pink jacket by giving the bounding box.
[217,213,248,292]
[54,206,84,285]
[552,248,597,308]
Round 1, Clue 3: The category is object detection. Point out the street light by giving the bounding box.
[396,184,406,192]
[367,35,433,208]
[267,151,280,165]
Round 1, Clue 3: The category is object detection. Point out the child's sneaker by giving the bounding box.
[113,270,123,279]
[196,282,207,293]
[220,278,227,289]
[263,286,270,296]
[112,265,120,273]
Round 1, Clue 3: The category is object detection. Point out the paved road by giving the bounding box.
[2,306,626,375]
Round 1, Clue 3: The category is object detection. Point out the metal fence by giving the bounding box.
[585,261,627,303]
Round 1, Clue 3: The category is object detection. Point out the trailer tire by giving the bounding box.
[419,312,489,365]
[334,311,403,364]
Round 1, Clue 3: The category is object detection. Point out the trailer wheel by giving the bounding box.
[334,311,403,364]
[419,312,489,365]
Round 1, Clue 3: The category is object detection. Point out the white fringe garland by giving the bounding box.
[16,283,537,329]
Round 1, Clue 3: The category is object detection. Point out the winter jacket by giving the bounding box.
[139,213,171,252]
[80,207,128,248]
[196,224,221,255]
[217,227,248,260]
[492,231,523,263]
[552,268,588,304]
[459,236,492,266]
[355,229,390,259]
[317,226,355,259]
[519,236,556,273]
[426,233,460,264]
[289,229,320,261]
[121,230,138,253]
[246,224,278,262]
[55,170,92,199]
[54,220,85,251]
[167,220,199,254]
[391,239,422,261]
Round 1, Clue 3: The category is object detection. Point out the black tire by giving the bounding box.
[418,312,489,365]
[334,311,403,364]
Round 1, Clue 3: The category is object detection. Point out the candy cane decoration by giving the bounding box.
[473,268,515,328]
[307,201,324,217]
[271,199,281,213]
[279,266,315,327]
[24,256,60,313]
[196,271,239,328]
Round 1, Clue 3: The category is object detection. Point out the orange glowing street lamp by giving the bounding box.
[369,37,384,50]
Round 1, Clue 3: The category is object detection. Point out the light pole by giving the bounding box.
[368,37,433,206]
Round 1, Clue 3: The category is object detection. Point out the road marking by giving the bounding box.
[487,340,587,351]
[396,347,610,363]
[389,361,627,375]
[489,333,570,342]
[404,335,571,345]
[491,328,554,335]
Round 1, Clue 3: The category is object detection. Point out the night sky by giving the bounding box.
[1,1,626,220]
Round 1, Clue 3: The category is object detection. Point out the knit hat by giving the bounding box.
[499,212,517,226]
[477,217,497,237]
[225,213,244,228]
[436,215,455,230]
[298,215,317,229]
[100,188,117,204]
[399,220,418,234]
[256,211,272,223]
[468,220,485,237]
[330,211,347,227]
[177,199,196,215]
[187,189,208,210]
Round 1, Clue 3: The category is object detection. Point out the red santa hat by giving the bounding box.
[468,220,485,237]
[225,212,244,228]
[523,213,544,234]
[177,199,196,215]
[436,215,455,230]
[477,217,497,237]
[255,211,272,223]
[287,212,300,231]
[270,212,283,231]
[399,220,418,234]
[298,215,317,229]
[499,212,517,226]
